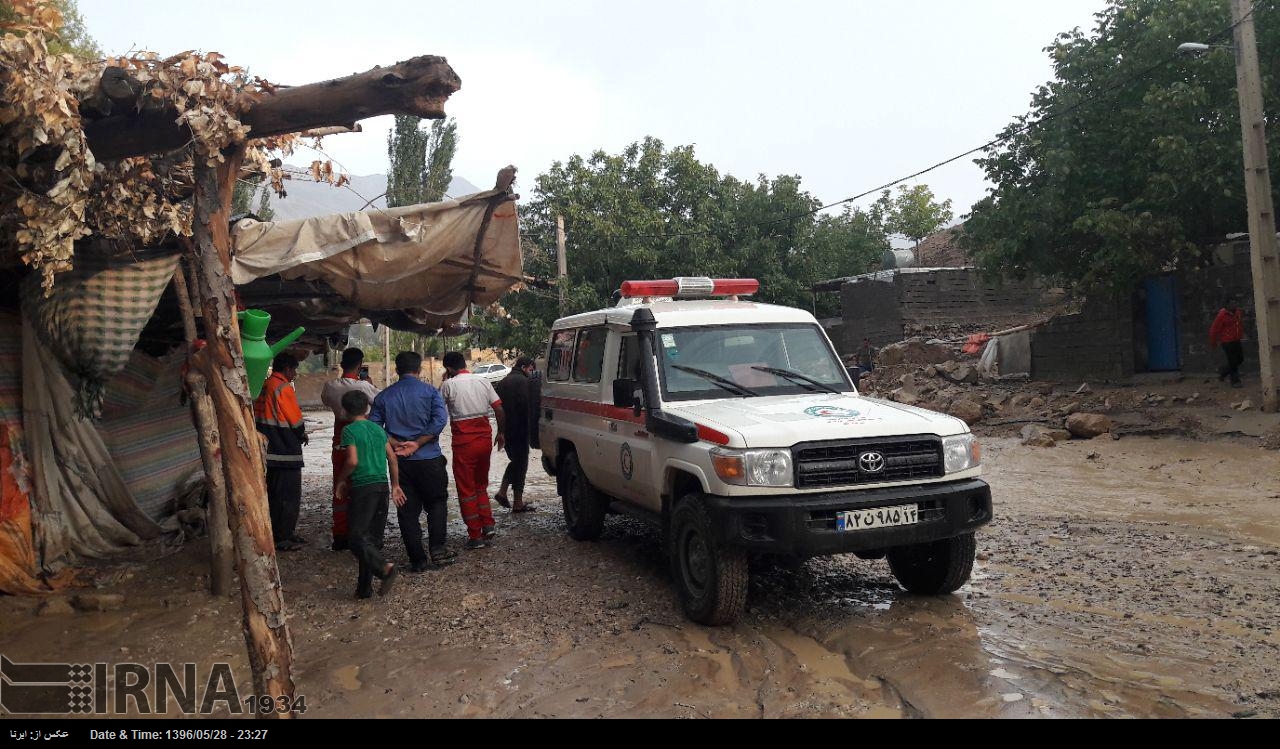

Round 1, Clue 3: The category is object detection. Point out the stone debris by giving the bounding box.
[1066,413,1114,440]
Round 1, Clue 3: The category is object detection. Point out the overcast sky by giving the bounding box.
[82,0,1107,217]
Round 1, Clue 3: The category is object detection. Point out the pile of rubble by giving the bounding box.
[857,338,1124,446]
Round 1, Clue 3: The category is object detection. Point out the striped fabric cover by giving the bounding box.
[21,254,179,419]
[97,350,202,522]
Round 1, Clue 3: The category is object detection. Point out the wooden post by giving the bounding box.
[1231,0,1280,412]
[189,144,296,715]
[173,263,235,597]
[556,215,567,316]
[383,326,391,387]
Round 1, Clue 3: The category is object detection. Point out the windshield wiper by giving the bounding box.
[751,366,844,395]
[672,365,759,397]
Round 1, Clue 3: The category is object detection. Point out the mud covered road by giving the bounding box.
[2,412,1277,718]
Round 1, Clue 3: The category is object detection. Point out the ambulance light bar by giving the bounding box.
[619,278,759,299]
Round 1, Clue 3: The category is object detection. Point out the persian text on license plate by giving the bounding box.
[837,505,920,532]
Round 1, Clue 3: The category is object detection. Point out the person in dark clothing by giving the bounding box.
[369,351,455,571]
[253,353,308,551]
[528,366,543,449]
[1210,297,1246,389]
[334,390,402,599]
[492,357,537,513]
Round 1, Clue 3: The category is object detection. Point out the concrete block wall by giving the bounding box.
[1030,297,1135,381]
[837,279,902,350]
[1173,241,1258,374]
[895,270,1049,325]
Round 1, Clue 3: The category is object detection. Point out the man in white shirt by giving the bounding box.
[320,347,380,551]
[439,351,507,550]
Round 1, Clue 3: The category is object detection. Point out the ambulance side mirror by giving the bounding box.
[613,378,642,415]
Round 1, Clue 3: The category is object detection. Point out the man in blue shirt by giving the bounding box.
[370,351,455,571]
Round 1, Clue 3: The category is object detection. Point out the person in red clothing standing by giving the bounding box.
[1209,296,1246,389]
[440,352,507,549]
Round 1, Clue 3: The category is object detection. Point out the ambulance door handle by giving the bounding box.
[608,422,618,433]
[545,409,553,421]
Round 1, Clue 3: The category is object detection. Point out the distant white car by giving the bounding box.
[472,363,510,382]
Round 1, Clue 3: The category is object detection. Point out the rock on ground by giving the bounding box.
[1066,413,1114,439]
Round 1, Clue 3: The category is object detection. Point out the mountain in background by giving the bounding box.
[267,170,482,221]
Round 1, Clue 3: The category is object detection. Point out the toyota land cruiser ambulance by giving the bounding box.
[539,278,992,625]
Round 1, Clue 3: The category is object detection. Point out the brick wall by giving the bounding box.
[836,278,902,351]
[1030,296,1135,381]
[896,270,1049,325]
[1173,241,1258,374]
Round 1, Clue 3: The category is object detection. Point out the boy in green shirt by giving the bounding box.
[335,390,405,599]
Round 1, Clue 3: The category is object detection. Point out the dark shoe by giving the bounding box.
[331,539,349,552]
[430,547,458,562]
[289,534,308,544]
[482,526,497,540]
[493,493,511,509]
[409,560,435,573]
[1231,381,1244,389]
[275,539,303,552]
[378,565,399,597]
[355,587,373,600]
[466,538,490,550]
[512,504,537,514]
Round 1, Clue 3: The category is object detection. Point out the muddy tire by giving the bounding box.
[887,533,976,594]
[562,451,606,541]
[670,495,748,625]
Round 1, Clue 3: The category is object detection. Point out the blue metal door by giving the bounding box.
[1144,276,1181,371]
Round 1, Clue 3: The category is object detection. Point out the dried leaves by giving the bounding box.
[0,1,297,291]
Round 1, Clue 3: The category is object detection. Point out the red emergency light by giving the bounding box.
[620,277,760,299]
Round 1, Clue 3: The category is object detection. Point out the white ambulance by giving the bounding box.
[538,278,991,625]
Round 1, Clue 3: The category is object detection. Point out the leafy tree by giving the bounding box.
[1,0,100,58]
[963,0,1280,291]
[480,138,889,357]
[386,115,458,207]
[872,184,954,247]
[424,118,458,202]
[386,115,428,209]
[230,180,253,215]
[254,184,274,221]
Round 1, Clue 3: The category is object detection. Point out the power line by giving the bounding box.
[601,1,1272,241]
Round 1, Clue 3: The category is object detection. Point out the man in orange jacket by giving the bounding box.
[1209,296,1246,389]
[254,353,309,551]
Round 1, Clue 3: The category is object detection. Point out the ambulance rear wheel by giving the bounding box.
[562,451,606,541]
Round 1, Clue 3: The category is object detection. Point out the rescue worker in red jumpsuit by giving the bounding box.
[440,352,506,549]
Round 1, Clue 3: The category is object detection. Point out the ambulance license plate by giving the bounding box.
[837,505,920,532]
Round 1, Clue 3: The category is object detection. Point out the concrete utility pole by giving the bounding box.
[556,215,568,316]
[1231,0,1280,412]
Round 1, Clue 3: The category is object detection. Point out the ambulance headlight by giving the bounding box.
[711,448,793,487]
[942,434,981,474]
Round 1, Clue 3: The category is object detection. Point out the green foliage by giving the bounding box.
[481,137,891,358]
[1,0,100,58]
[386,115,458,207]
[230,180,253,215]
[424,118,458,202]
[872,184,954,245]
[254,184,274,222]
[964,0,1280,291]
[386,115,427,209]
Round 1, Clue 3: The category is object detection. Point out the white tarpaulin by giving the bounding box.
[230,189,522,323]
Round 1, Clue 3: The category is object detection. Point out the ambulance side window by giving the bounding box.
[572,328,608,383]
[548,330,577,382]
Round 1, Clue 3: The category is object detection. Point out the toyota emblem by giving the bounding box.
[859,451,886,474]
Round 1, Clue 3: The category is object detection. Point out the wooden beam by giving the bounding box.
[173,262,235,598]
[189,143,296,715]
[85,56,461,161]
